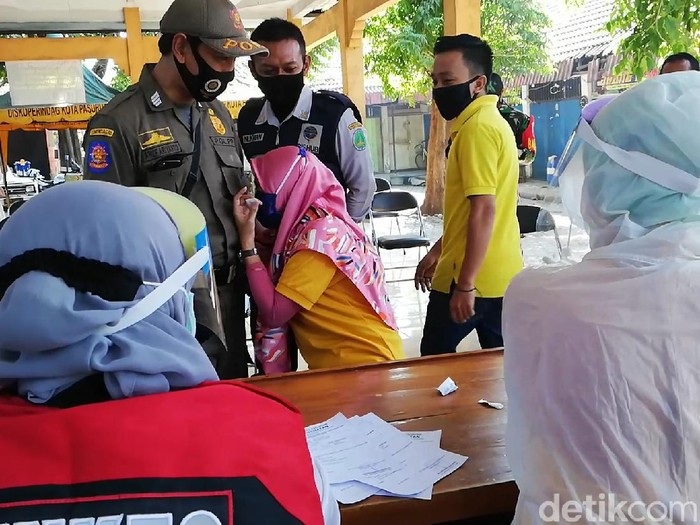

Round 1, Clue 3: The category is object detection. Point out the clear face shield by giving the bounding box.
[131,187,219,326]
[556,112,700,249]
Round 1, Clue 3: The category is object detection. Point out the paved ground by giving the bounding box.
[246,181,588,373]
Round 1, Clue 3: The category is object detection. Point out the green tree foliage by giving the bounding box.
[308,37,340,80]
[607,0,700,76]
[364,0,552,101]
[110,67,132,91]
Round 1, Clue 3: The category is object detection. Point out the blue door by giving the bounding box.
[529,99,581,180]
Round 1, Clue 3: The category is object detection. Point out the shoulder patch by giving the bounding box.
[89,127,114,137]
[87,141,112,174]
[139,127,175,150]
[348,122,363,131]
[352,128,367,151]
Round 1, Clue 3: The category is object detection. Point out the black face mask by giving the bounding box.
[176,39,234,103]
[255,72,305,120]
[432,76,481,121]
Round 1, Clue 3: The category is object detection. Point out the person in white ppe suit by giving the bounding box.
[503,71,700,524]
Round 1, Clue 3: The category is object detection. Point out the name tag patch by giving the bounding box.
[298,124,322,154]
[210,136,237,147]
[143,142,183,162]
[242,133,264,144]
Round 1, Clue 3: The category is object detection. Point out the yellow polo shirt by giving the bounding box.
[432,94,523,297]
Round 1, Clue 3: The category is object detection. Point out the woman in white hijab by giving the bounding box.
[504,72,700,524]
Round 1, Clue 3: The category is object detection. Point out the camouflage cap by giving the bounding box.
[160,0,269,58]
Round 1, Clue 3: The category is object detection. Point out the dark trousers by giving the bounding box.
[420,285,504,356]
[215,271,251,379]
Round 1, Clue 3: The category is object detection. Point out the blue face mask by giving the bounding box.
[256,191,283,230]
[254,148,307,231]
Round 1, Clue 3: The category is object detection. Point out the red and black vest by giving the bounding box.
[0,381,324,525]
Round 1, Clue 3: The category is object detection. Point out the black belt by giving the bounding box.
[214,265,236,286]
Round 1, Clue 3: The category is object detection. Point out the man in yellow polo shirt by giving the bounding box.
[415,34,523,354]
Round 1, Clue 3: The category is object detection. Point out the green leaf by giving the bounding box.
[608,0,700,71]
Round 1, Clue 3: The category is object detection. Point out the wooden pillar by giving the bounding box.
[286,9,303,28]
[123,7,145,77]
[422,0,482,215]
[337,0,366,118]
[443,0,481,36]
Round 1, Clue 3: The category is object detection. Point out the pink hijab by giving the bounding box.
[251,146,397,373]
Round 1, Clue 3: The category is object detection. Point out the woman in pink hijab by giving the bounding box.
[233,146,404,374]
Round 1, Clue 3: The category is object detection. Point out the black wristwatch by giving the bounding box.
[240,248,258,259]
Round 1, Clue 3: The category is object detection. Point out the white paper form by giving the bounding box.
[355,414,467,496]
[309,413,468,503]
[375,430,445,500]
[304,413,374,484]
[330,431,444,504]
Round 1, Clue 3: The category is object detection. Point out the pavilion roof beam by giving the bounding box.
[289,0,334,19]
[300,0,398,49]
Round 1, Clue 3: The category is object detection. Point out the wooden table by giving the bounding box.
[244,350,518,525]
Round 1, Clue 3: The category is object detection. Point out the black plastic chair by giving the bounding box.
[375,177,391,192]
[370,191,431,281]
[8,199,25,216]
[517,204,563,258]
[364,177,400,233]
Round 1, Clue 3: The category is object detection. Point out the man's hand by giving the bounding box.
[415,249,440,292]
[450,287,476,323]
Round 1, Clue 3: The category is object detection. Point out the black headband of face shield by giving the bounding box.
[0,248,143,302]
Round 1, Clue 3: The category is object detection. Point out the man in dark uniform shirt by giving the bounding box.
[237,18,375,222]
[83,0,268,378]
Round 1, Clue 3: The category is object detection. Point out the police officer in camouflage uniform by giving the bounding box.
[83,0,268,379]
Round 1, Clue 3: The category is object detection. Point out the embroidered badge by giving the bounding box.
[352,128,367,151]
[303,125,318,140]
[230,9,244,30]
[139,127,175,150]
[208,109,227,135]
[87,141,111,174]
[298,124,322,154]
[89,127,114,137]
[348,122,363,131]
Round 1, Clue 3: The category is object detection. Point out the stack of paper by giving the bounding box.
[305,412,468,504]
